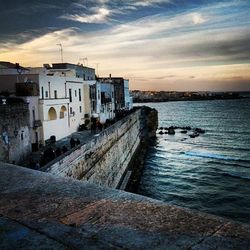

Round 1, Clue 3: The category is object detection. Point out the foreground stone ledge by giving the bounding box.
[0,163,250,249]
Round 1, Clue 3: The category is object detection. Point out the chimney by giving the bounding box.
[109,74,111,78]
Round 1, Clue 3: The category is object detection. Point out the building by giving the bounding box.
[48,63,95,126]
[98,78,115,122]
[0,61,133,163]
[0,62,30,94]
[37,66,85,142]
[124,79,132,110]
[98,76,133,113]
[50,63,95,80]
[0,62,92,144]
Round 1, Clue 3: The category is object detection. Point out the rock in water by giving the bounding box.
[181,130,187,134]
[168,127,175,135]
[195,128,205,133]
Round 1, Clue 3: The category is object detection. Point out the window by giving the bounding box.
[45,91,48,98]
[32,109,35,121]
[92,100,96,112]
[79,88,81,102]
[79,106,82,113]
[83,74,85,80]
[35,132,38,143]
[21,132,24,141]
[48,82,51,98]
[48,107,57,120]
[60,106,67,119]
[54,90,57,99]
[75,90,77,97]
[41,87,44,99]
[98,90,100,100]
[69,88,72,102]
[70,107,73,114]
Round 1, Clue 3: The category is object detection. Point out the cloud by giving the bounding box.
[61,7,111,23]
[1,0,250,91]
[133,0,170,7]
[192,13,206,25]
[60,0,172,24]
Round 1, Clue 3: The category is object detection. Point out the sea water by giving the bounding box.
[136,99,250,224]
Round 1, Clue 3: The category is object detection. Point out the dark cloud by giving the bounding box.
[148,30,250,66]
[0,0,222,46]
[184,33,250,61]
[0,0,92,45]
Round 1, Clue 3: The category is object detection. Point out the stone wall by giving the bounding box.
[0,103,31,164]
[43,109,146,188]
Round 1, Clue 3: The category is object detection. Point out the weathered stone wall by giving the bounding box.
[43,109,143,188]
[0,103,31,164]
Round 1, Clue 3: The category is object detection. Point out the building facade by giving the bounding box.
[0,62,92,144]
[0,61,133,164]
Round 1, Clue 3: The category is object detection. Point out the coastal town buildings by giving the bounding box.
[124,79,133,110]
[0,62,90,144]
[98,76,132,113]
[98,77,115,122]
[0,61,133,164]
[130,90,240,102]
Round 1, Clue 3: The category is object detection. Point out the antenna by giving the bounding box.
[56,43,63,63]
[79,57,88,66]
[96,63,99,77]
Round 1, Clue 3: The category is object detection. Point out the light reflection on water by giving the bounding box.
[136,99,250,224]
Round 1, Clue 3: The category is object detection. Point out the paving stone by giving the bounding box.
[1,162,250,249]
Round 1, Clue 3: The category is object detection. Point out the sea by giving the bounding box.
[136,98,250,225]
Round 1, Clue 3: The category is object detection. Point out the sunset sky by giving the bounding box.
[0,0,249,91]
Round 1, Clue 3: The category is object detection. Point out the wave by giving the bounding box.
[222,172,250,181]
[181,141,250,152]
[208,161,250,169]
[184,151,250,163]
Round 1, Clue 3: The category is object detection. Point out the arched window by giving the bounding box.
[48,107,57,120]
[60,105,67,119]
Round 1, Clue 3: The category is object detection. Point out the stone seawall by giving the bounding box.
[42,108,157,188]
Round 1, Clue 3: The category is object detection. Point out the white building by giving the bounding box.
[0,62,91,144]
[37,68,86,142]
[99,79,115,122]
[124,79,132,110]
[0,61,133,146]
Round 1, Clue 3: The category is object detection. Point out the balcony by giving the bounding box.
[39,98,69,106]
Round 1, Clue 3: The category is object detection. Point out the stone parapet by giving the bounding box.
[0,163,250,249]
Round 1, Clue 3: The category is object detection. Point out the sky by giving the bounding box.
[0,0,250,91]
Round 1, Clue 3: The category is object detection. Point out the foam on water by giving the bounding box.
[137,99,250,224]
[184,151,240,161]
